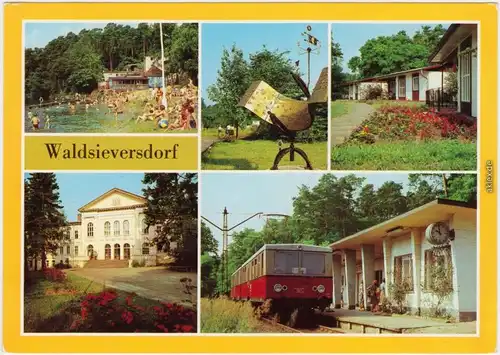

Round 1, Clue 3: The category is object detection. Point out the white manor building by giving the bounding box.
[29,188,166,270]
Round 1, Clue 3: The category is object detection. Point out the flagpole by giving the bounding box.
[159,23,168,108]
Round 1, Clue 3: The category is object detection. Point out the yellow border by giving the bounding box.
[3,2,497,353]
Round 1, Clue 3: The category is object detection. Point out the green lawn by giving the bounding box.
[202,139,327,170]
[24,271,169,332]
[366,100,427,110]
[202,127,255,139]
[331,140,476,170]
[331,100,355,119]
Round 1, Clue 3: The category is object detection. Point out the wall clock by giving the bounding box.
[425,221,450,245]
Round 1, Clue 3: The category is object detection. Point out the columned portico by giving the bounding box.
[382,237,392,298]
[361,244,375,310]
[332,253,342,308]
[343,249,357,309]
[410,228,423,315]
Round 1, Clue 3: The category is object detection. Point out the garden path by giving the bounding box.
[331,103,374,146]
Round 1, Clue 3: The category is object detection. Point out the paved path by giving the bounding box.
[331,103,374,146]
[202,137,217,153]
[69,267,197,307]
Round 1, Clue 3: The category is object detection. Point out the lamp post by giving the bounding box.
[201,209,290,294]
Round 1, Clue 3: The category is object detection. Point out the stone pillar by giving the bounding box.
[382,237,392,298]
[344,249,357,309]
[410,228,422,315]
[332,254,342,308]
[111,245,114,260]
[361,244,375,310]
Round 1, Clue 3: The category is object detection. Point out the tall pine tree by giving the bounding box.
[142,173,198,267]
[24,173,67,272]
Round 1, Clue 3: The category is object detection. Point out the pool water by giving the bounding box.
[25,103,197,134]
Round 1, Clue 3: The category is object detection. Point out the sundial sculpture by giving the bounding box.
[238,26,327,170]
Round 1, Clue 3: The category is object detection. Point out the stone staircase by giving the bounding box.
[84,259,129,268]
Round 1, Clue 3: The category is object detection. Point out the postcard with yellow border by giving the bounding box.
[3,2,498,354]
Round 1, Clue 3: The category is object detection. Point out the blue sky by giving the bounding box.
[332,23,451,72]
[24,22,140,49]
[201,173,412,254]
[201,23,328,105]
[24,173,145,221]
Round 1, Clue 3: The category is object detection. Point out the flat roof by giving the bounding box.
[231,244,332,276]
[330,199,476,250]
[341,64,445,86]
[429,24,477,64]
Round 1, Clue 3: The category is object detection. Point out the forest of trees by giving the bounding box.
[203,45,327,141]
[332,25,447,99]
[25,23,198,103]
[201,173,477,296]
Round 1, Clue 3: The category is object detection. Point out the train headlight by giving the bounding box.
[274,284,283,292]
[282,285,288,291]
[317,285,325,293]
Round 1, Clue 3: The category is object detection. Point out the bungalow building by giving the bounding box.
[345,65,449,102]
[330,199,477,322]
[428,24,478,118]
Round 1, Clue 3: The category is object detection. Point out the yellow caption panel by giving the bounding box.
[24,136,198,170]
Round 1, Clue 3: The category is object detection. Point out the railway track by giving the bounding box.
[260,317,345,334]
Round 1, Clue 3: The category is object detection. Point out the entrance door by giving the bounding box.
[114,244,120,260]
[412,74,420,101]
[459,36,473,116]
[104,244,111,260]
[388,79,396,99]
[124,243,131,260]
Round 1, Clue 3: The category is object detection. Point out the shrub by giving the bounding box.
[346,104,476,144]
[71,290,196,333]
[43,268,66,282]
[200,297,260,333]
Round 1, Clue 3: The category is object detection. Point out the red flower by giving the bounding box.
[181,325,194,332]
[121,310,134,324]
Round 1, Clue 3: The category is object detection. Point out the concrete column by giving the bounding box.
[361,244,375,310]
[332,254,342,308]
[382,237,392,298]
[344,249,357,309]
[410,228,422,315]
[110,245,114,260]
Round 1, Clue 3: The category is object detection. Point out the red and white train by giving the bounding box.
[230,244,332,322]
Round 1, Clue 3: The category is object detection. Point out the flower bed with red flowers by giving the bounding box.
[347,104,477,144]
[70,290,196,333]
[43,268,67,282]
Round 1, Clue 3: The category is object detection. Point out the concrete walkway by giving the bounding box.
[331,103,374,146]
[201,137,217,153]
[324,308,476,334]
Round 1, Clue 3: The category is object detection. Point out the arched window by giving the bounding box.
[104,221,111,236]
[123,220,130,236]
[87,244,94,257]
[124,243,131,259]
[141,218,149,234]
[114,244,121,260]
[104,244,111,259]
[142,243,150,255]
[114,221,120,236]
[87,223,94,237]
[74,230,79,239]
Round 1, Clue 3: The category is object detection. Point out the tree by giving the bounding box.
[24,173,67,273]
[331,39,348,99]
[66,40,104,93]
[347,25,446,78]
[142,173,198,267]
[207,45,251,138]
[201,221,218,255]
[168,23,199,86]
[375,181,408,220]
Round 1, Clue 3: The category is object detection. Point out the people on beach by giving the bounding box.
[31,113,40,130]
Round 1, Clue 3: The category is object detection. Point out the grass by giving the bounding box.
[24,270,164,332]
[331,140,477,170]
[200,298,262,333]
[366,100,427,110]
[202,139,327,170]
[201,127,255,140]
[331,100,356,119]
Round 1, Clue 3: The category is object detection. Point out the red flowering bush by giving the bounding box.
[70,290,196,333]
[43,268,67,282]
[347,104,477,144]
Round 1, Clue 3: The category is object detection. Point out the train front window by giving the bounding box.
[301,252,326,275]
[274,251,299,274]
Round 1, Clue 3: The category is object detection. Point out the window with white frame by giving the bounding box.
[460,49,471,102]
[104,221,111,236]
[114,221,120,236]
[87,222,94,237]
[75,246,79,256]
[424,246,453,290]
[394,254,414,291]
[75,230,78,239]
[412,76,419,90]
[142,218,149,234]
[123,220,130,236]
[66,245,70,255]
